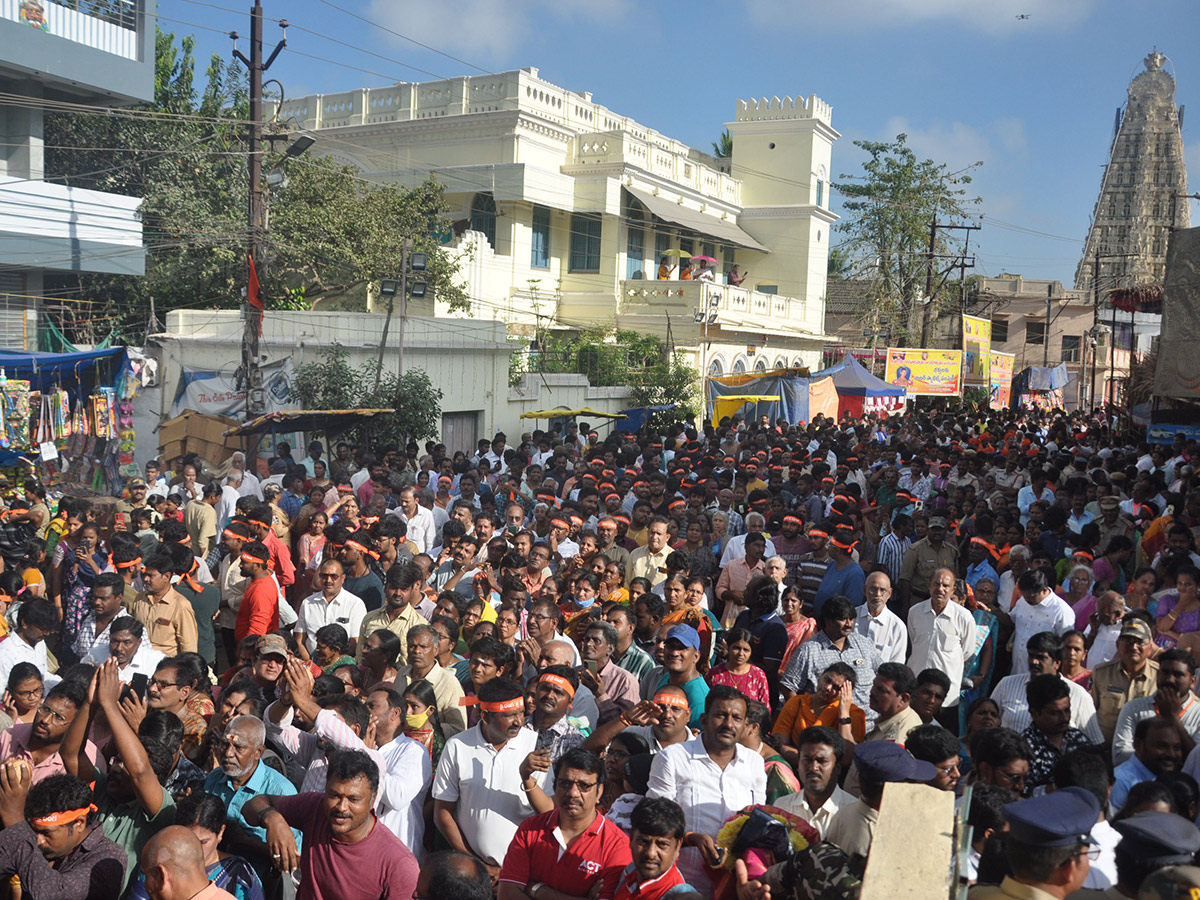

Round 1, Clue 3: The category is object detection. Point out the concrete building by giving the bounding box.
[143,310,630,463]
[0,0,154,347]
[271,68,839,377]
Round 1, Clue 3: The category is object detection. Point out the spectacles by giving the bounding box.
[36,703,68,725]
[935,763,960,776]
[148,679,180,690]
[996,769,1027,787]
[555,778,599,793]
[12,687,42,699]
[1077,844,1101,861]
[319,573,343,579]
[529,613,555,622]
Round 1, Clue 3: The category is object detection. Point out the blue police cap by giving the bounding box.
[853,740,936,784]
[1004,786,1100,847]
[1113,812,1200,865]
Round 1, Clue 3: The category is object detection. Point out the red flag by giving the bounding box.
[247,253,263,312]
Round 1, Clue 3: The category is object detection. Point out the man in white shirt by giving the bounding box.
[392,486,436,554]
[854,571,907,664]
[226,452,263,500]
[295,558,367,657]
[907,568,975,713]
[990,630,1103,742]
[0,600,57,687]
[107,615,166,683]
[432,679,551,874]
[774,724,855,839]
[364,685,433,855]
[719,512,778,567]
[647,685,767,895]
[998,568,1074,675]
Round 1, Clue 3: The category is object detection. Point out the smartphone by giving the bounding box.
[585,659,598,676]
[124,673,148,701]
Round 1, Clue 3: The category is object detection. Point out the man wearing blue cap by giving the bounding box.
[1071,811,1200,900]
[826,740,936,858]
[969,787,1098,899]
[651,625,708,730]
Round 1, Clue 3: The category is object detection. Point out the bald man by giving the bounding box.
[141,826,236,900]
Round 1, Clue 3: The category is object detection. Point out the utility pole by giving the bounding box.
[233,3,285,419]
[919,209,938,347]
[1044,283,1053,368]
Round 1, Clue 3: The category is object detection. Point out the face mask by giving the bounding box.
[405,710,431,730]
[575,596,595,610]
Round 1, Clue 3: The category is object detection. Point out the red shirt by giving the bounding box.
[273,793,418,900]
[613,863,689,900]
[235,575,279,643]
[264,530,295,587]
[500,810,632,900]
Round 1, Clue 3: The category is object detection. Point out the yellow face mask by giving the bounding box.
[405,710,431,730]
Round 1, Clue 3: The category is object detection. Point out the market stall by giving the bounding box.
[816,354,907,418]
[0,347,137,498]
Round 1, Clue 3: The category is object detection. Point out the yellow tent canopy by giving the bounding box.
[519,407,629,420]
[712,394,781,425]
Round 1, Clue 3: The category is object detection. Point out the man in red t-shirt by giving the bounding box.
[235,541,279,643]
[248,502,295,589]
[613,797,700,900]
[242,748,418,900]
[498,748,631,900]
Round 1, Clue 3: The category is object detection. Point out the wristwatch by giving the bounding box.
[838,717,852,725]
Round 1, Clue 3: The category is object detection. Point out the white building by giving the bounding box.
[0,0,153,346]
[272,68,840,377]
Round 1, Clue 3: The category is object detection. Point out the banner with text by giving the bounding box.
[884,348,963,396]
[989,351,1015,410]
[171,359,297,418]
[962,315,992,385]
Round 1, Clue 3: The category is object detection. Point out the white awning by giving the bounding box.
[625,187,770,253]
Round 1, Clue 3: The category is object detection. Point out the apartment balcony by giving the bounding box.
[1,0,140,59]
[618,280,826,342]
[566,132,741,207]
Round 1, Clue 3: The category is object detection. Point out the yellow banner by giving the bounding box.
[885,348,963,396]
[962,315,992,385]
[989,351,1015,410]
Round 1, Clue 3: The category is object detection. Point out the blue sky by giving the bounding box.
[160,0,1200,288]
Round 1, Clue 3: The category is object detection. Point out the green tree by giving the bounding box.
[711,129,733,159]
[827,246,853,281]
[627,354,701,424]
[42,27,467,344]
[288,344,442,446]
[834,134,981,344]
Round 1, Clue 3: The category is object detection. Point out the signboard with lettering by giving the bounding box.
[884,348,963,396]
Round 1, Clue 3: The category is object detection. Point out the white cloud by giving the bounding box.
[365,0,632,60]
[743,0,1094,34]
[880,116,1028,174]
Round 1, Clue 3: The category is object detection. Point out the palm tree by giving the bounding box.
[827,247,852,281]
[712,129,732,159]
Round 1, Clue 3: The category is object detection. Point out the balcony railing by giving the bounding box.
[620,280,822,335]
[1,0,140,58]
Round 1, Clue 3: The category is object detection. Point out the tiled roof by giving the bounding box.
[825,279,875,315]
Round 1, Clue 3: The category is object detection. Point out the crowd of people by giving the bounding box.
[1,409,1200,900]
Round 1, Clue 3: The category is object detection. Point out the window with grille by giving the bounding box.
[1026,321,1046,345]
[991,318,1009,343]
[531,206,550,269]
[1061,335,1082,362]
[569,214,602,272]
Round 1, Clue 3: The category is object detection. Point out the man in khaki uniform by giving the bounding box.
[131,551,199,656]
[1090,618,1158,744]
[898,514,958,612]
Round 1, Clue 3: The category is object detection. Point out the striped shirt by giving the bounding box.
[876,533,911,585]
[990,673,1104,743]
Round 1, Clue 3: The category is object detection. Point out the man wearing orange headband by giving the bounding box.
[527,665,584,762]
[235,541,279,644]
[582,684,692,757]
[433,678,551,877]
[812,525,866,620]
[0,772,124,898]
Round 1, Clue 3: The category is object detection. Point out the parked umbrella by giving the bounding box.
[690,255,718,265]
[660,248,690,257]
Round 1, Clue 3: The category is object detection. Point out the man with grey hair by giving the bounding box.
[226,451,263,500]
[201,714,301,865]
[580,621,640,725]
[720,511,778,567]
[997,544,1030,611]
[855,570,907,663]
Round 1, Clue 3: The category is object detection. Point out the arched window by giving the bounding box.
[774,356,787,370]
[708,358,724,376]
[754,358,767,373]
[470,192,497,249]
[732,357,747,375]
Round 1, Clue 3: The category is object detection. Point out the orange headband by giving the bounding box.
[783,516,802,526]
[30,804,96,827]
[539,674,576,698]
[808,529,828,540]
[223,528,246,541]
[178,534,191,545]
[830,537,858,551]
[240,551,268,566]
[479,697,525,714]
[345,539,372,556]
[614,515,630,525]
[115,556,142,570]
[551,518,569,529]
[654,692,690,710]
[248,517,271,528]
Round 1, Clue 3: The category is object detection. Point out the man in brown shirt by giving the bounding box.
[130,551,198,656]
[1091,618,1159,743]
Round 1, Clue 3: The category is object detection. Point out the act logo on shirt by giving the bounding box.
[580,861,602,876]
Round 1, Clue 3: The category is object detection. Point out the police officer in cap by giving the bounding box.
[969,787,1099,900]
[1072,811,1200,900]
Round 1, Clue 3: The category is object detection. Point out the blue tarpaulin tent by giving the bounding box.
[706,371,809,424]
[819,355,906,398]
[617,404,676,433]
[0,346,128,393]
